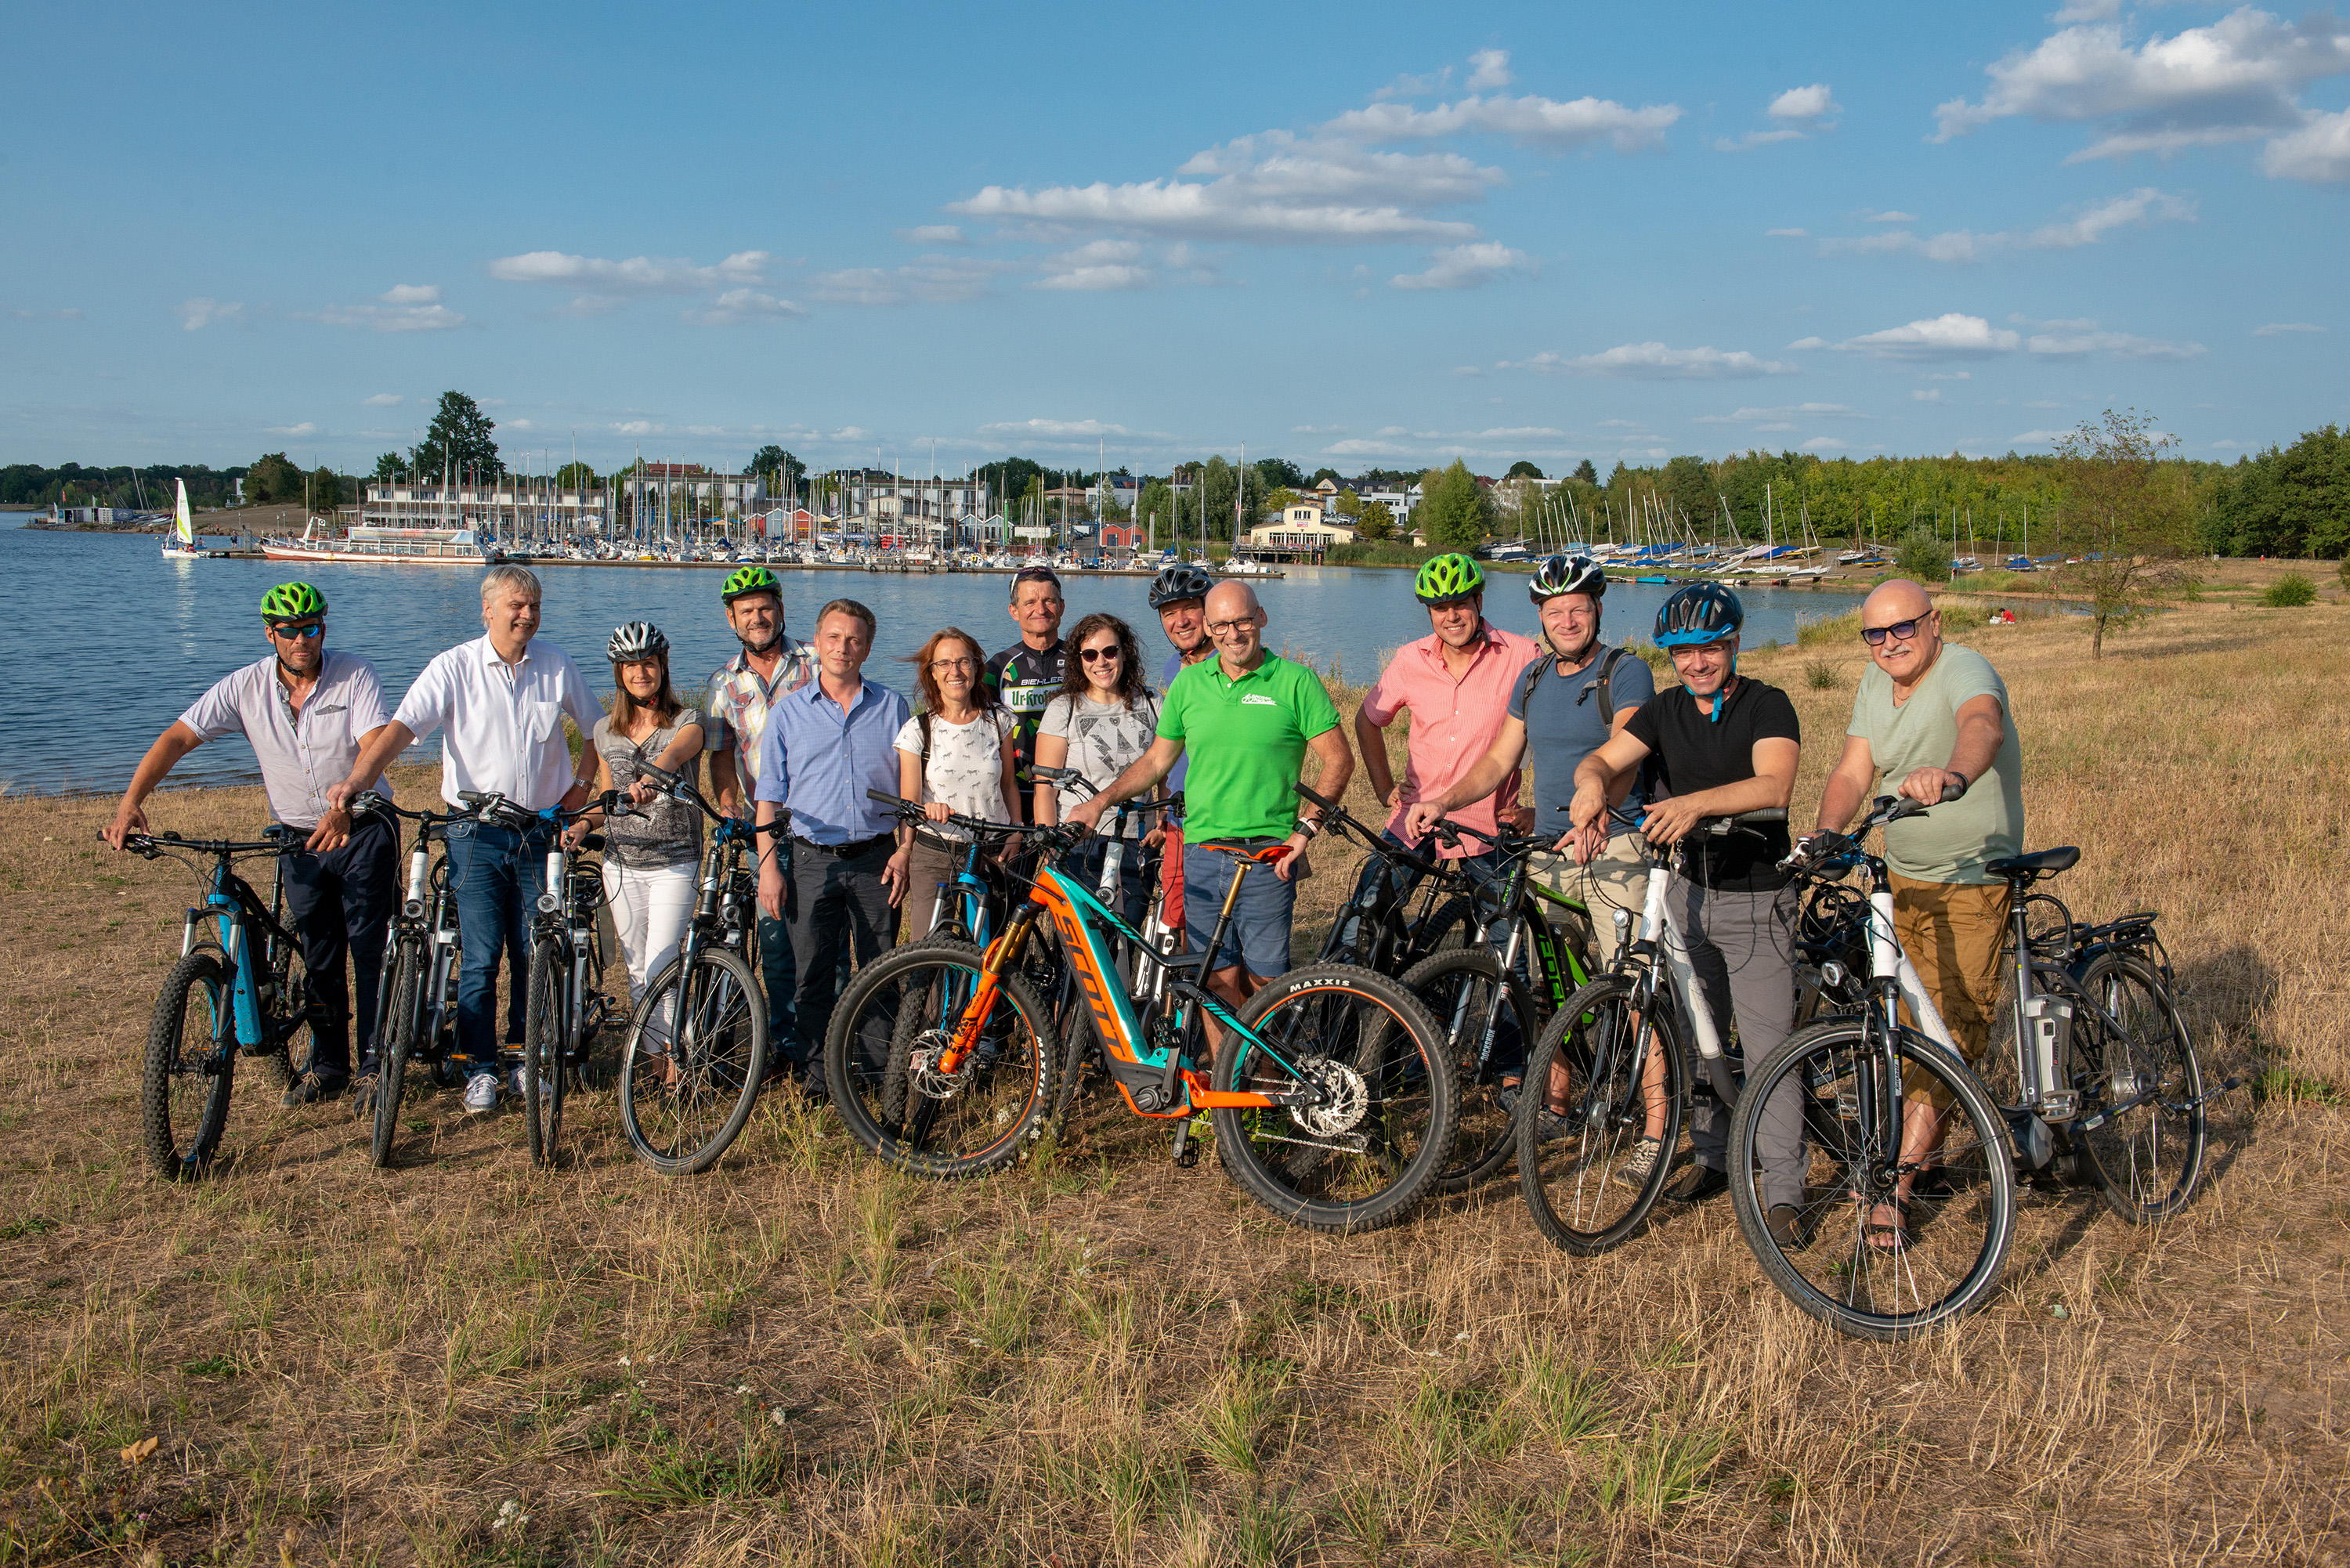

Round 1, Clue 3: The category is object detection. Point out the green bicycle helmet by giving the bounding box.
[258,581,327,621]
[721,564,781,603]
[1413,552,1485,605]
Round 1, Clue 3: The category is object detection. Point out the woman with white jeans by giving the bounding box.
[571,623,707,1068]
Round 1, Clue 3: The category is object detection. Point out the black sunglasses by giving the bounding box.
[1079,645,1123,663]
[268,620,324,640]
[1860,617,1926,647]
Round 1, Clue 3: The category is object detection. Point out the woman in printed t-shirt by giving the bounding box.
[1034,612,1162,926]
[891,627,1022,941]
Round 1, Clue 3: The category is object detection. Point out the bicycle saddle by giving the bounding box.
[1984,846,2080,882]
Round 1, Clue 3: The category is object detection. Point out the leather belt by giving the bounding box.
[791,833,893,859]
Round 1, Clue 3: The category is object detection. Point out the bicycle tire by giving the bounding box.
[522,938,564,1167]
[617,945,769,1176]
[824,939,1059,1179]
[142,951,236,1181]
[1397,947,1538,1191]
[2069,951,2206,1223]
[255,928,306,1089]
[1516,976,1687,1254]
[1730,1019,2018,1341]
[370,939,423,1168]
[1211,964,1456,1234]
[1414,895,1477,965]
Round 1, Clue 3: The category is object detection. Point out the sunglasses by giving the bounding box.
[1860,617,1926,647]
[1079,645,1123,663]
[268,621,324,641]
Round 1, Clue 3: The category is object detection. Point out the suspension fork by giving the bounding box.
[936,904,1041,1071]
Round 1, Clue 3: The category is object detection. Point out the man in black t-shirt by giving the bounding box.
[1567,583,1810,1246]
[985,565,1067,818]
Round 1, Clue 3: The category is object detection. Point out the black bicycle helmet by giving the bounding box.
[1654,582,1744,648]
[607,621,670,662]
[1148,563,1217,610]
[1528,553,1606,603]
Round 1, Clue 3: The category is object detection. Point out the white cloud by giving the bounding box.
[1034,240,1155,291]
[380,284,441,305]
[1766,227,1810,238]
[1328,92,1679,152]
[1715,128,1806,152]
[1820,313,2023,359]
[1801,436,1848,450]
[1817,187,2193,262]
[265,421,318,437]
[1914,388,1943,402]
[2262,104,2350,181]
[1465,49,1514,92]
[1506,342,1796,379]
[1391,241,1530,290]
[1861,209,1920,223]
[685,288,806,326]
[2055,0,2122,21]
[1770,84,1840,121]
[1694,403,1863,424]
[812,256,1016,305]
[979,417,1140,439]
[1933,8,2350,172]
[490,249,768,294]
[2253,320,2326,335]
[2020,319,2205,358]
[2011,429,2072,444]
[1719,82,1839,150]
[362,393,403,406]
[895,225,967,244]
[180,298,243,331]
[298,285,465,332]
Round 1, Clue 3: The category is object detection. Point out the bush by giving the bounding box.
[2337,558,2348,591]
[1805,657,1840,690]
[1796,610,1861,649]
[1894,528,1952,583]
[2261,573,2317,608]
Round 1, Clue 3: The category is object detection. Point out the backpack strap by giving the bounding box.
[916,708,933,761]
[1593,646,1629,725]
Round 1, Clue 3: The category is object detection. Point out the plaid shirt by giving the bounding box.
[703,638,819,794]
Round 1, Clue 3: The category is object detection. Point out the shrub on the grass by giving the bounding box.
[2262,573,2316,608]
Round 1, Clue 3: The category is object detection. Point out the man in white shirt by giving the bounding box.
[331,565,602,1115]
[105,581,397,1108]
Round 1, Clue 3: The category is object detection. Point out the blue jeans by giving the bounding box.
[443,820,552,1080]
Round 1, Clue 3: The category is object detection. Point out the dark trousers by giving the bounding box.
[1068,836,1150,929]
[783,836,897,1089]
[444,819,553,1078]
[755,911,799,1062]
[277,810,399,1076]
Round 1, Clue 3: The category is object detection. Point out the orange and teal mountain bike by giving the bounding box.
[824,789,1459,1234]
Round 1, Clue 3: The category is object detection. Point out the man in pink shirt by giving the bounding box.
[1354,553,1542,869]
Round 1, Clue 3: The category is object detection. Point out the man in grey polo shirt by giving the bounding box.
[105,582,398,1107]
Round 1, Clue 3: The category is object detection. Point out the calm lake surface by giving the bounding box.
[2,527,1862,797]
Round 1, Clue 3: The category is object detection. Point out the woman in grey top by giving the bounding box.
[572,623,707,1062]
[1034,612,1162,926]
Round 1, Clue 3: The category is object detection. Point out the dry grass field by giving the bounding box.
[2,598,2345,1566]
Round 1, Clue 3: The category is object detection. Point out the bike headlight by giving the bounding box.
[536,892,561,915]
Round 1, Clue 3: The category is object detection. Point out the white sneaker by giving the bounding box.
[510,1064,530,1100]
[1614,1136,1662,1190]
[464,1073,501,1115]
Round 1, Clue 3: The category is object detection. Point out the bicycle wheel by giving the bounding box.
[618,945,768,1176]
[824,940,1058,1179]
[257,929,307,1089]
[521,938,565,1167]
[1517,977,1687,1255]
[1397,948,1538,1191]
[142,951,236,1180]
[371,939,423,1168]
[1212,964,1455,1234]
[2070,952,2205,1223]
[1730,1020,2017,1341]
[1413,895,1477,965]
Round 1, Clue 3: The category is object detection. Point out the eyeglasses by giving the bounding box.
[268,621,324,641]
[1860,617,1926,647]
[1079,645,1123,663]
[1207,617,1258,638]
[930,656,978,672]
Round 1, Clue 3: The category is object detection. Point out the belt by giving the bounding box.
[791,832,894,859]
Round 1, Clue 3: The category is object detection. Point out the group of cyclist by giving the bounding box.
[106,548,2026,1244]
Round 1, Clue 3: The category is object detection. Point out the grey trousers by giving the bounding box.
[1672,877,1806,1211]
[783,836,898,1089]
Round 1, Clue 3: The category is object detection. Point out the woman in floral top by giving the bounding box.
[890,627,1021,941]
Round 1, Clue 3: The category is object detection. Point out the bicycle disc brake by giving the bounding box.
[1292,1055,1369,1140]
[906,1029,974,1100]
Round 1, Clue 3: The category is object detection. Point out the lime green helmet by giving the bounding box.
[1413,552,1485,605]
[258,582,327,621]
[721,565,781,603]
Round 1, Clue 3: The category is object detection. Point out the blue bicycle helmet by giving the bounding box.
[1654,583,1744,648]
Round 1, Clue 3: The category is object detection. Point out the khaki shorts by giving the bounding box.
[1531,832,1650,975]
[1891,873,2014,1113]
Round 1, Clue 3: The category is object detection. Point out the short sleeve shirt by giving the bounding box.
[1847,644,2023,885]
[1041,691,1162,838]
[1623,677,1802,891]
[984,641,1066,779]
[1509,645,1657,838]
[178,651,393,829]
[1359,622,1542,858]
[893,709,1019,841]
[1155,653,1341,843]
[391,635,603,811]
[703,639,819,794]
[592,709,706,869]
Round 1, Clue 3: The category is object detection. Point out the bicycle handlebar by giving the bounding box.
[864,789,1044,840]
[109,829,305,860]
[1777,793,1932,874]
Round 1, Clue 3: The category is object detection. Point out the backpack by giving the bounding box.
[1520,644,1630,721]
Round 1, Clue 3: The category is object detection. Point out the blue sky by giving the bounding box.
[3,1,2344,478]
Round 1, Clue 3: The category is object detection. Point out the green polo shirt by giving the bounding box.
[1157,652,1341,842]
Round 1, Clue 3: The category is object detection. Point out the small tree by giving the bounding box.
[1418,460,1494,551]
[309,466,342,515]
[1505,460,1545,481]
[409,390,502,481]
[246,451,303,504]
[371,451,403,482]
[1572,459,1599,486]
[2055,408,2194,658]
[1895,527,1951,583]
[1355,500,1397,542]
[1332,489,1361,518]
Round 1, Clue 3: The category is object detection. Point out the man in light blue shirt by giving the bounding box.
[754,598,911,1096]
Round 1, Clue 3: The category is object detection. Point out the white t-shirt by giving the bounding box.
[893,708,1019,840]
[1039,690,1160,837]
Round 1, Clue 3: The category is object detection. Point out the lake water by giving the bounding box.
[0,526,1861,797]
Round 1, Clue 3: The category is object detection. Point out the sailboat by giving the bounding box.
[161,479,203,558]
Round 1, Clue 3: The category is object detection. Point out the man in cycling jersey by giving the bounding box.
[1067,580,1351,1039]
[1568,583,1810,1245]
[1404,552,1654,964]
[1809,576,2024,1248]
[105,583,398,1110]
[986,565,1066,820]
[703,565,820,1062]
[1148,563,1217,933]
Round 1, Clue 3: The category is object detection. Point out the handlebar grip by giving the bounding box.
[1940,776,1968,803]
[1294,782,1336,812]
[1031,765,1076,782]
[866,789,916,810]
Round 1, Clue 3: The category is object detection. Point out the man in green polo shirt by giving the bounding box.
[1068,580,1353,1029]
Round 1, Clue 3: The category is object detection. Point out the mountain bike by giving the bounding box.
[365,797,472,1166]
[614,762,776,1176]
[517,792,631,1168]
[827,793,1458,1234]
[116,824,320,1180]
[1513,808,1788,1256]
